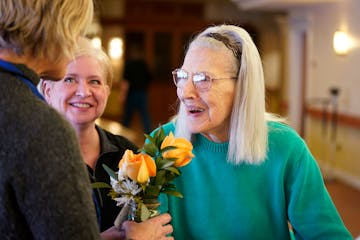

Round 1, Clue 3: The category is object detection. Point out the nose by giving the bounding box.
[75,81,91,98]
[177,76,197,99]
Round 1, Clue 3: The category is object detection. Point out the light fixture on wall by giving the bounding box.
[333,30,350,55]
[108,37,123,60]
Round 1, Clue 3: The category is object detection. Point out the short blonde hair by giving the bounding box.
[38,38,113,94]
[75,38,114,88]
[0,0,94,63]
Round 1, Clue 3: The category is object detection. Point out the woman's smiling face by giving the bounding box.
[177,45,237,142]
[44,55,110,126]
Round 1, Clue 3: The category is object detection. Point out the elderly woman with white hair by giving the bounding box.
[155,24,351,239]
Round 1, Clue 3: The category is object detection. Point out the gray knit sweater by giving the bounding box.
[0,62,101,239]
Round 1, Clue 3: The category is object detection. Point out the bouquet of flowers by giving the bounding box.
[98,127,194,227]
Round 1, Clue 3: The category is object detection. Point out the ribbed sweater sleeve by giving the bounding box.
[0,69,101,239]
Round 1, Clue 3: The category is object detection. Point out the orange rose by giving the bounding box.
[160,132,194,167]
[119,150,156,183]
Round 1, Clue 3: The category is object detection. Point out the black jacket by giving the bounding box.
[89,125,138,231]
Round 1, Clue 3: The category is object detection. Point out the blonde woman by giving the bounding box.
[0,1,103,239]
[42,40,174,240]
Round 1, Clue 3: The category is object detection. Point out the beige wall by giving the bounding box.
[307,1,360,117]
[303,0,360,189]
[305,116,360,189]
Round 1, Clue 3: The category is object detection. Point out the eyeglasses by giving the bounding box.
[172,68,237,91]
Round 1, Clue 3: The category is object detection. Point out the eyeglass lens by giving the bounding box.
[173,69,211,90]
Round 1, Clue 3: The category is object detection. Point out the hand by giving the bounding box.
[101,226,125,240]
[121,213,174,240]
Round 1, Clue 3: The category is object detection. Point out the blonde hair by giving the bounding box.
[0,0,94,63]
[38,38,113,94]
[75,38,114,88]
[175,24,283,165]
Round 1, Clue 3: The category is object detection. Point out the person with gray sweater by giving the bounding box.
[0,0,102,239]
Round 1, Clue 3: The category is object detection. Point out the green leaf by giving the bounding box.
[164,172,178,183]
[165,166,180,175]
[154,127,166,147]
[162,182,176,188]
[145,184,161,196]
[91,182,112,189]
[163,157,178,162]
[144,133,157,146]
[102,164,117,179]
[156,156,177,169]
[142,142,158,156]
[160,145,177,153]
[157,159,175,169]
[162,189,183,198]
[155,170,166,185]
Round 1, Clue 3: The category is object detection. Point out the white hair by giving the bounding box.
[175,24,283,165]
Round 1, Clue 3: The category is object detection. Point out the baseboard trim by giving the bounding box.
[320,163,360,191]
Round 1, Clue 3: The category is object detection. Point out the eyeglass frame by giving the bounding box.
[172,68,237,91]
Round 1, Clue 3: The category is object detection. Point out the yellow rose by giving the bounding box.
[161,132,194,167]
[119,150,156,183]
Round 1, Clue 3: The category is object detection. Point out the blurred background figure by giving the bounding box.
[122,43,153,133]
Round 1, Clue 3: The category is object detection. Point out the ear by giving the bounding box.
[41,80,52,102]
